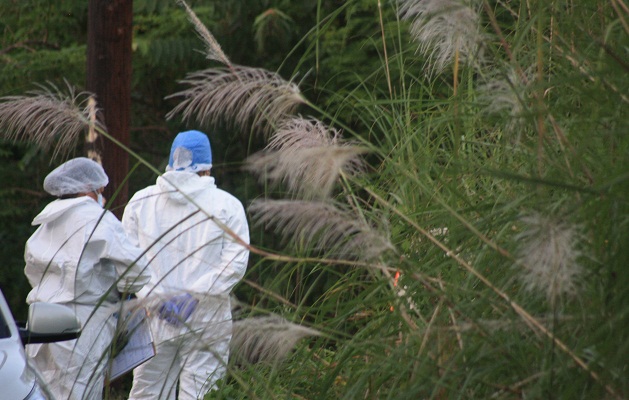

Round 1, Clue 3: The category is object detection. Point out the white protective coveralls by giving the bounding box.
[122,171,250,400]
[25,196,150,400]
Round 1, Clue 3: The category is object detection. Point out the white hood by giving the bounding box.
[31,197,95,226]
[156,171,216,204]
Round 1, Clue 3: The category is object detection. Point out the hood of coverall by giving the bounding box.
[156,171,216,205]
[31,197,96,226]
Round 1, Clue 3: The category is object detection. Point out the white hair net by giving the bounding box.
[43,157,109,197]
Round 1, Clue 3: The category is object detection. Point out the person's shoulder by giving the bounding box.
[67,200,115,227]
[100,208,124,225]
[128,184,160,202]
[212,186,244,205]
[71,197,104,215]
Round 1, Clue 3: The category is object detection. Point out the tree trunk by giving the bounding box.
[86,0,133,218]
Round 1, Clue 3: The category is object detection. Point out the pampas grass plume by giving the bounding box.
[266,117,341,151]
[398,0,483,76]
[249,199,394,260]
[166,66,304,135]
[246,117,366,199]
[514,212,584,307]
[478,66,535,138]
[0,81,101,160]
[230,315,321,365]
[177,0,231,67]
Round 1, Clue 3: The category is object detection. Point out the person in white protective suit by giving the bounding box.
[122,130,250,400]
[23,157,151,400]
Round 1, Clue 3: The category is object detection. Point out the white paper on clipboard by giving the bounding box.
[107,307,155,382]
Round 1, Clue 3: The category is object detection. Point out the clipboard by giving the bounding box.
[107,307,155,382]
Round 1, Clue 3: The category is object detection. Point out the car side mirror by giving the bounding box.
[19,302,81,345]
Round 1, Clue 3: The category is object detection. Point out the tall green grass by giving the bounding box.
[1,0,626,398]
[207,0,628,398]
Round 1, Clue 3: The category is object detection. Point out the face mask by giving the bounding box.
[95,192,105,208]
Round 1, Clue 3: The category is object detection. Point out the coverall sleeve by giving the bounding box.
[96,211,150,294]
[190,199,250,294]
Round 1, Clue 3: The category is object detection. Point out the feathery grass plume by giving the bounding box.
[478,66,535,140]
[176,0,231,67]
[397,0,484,76]
[247,146,366,199]
[514,212,584,307]
[249,199,394,261]
[266,117,341,151]
[0,81,102,160]
[246,117,367,199]
[166,66,304,135]
[230,315,321,365]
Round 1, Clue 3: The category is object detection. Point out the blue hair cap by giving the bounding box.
[166,130,213,172]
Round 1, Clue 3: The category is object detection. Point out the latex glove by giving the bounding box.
[158,293,198,326]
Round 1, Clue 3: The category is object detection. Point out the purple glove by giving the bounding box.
[158,293,198,326]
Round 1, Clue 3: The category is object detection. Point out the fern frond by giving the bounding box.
[166,66,304,135]
[249,199,394,260]
[0,81,103,160]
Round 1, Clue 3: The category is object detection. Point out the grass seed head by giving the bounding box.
[514,212,584,307]
[0,81,102,161]
[398,0,484,76]
[166,66,304,136]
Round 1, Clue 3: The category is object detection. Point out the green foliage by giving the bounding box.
[0,144,53,319]
[253,8,294,55]
[1,0,628,398]
[211,0,629,398]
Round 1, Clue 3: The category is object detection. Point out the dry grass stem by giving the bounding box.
[496,0,629,104]
[0,82,102,160]
[166,66,304,135]
[365,188,621,398]
[398,0,484,76]
[230,315,321,365]
[410,315,578,336]
[176,0,231,67]
[249,199,394,261]
[85,96,102,165]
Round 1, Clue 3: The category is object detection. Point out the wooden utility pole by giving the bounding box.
[86,0,133,218]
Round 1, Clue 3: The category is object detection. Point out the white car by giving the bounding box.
[0,290,81,400]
